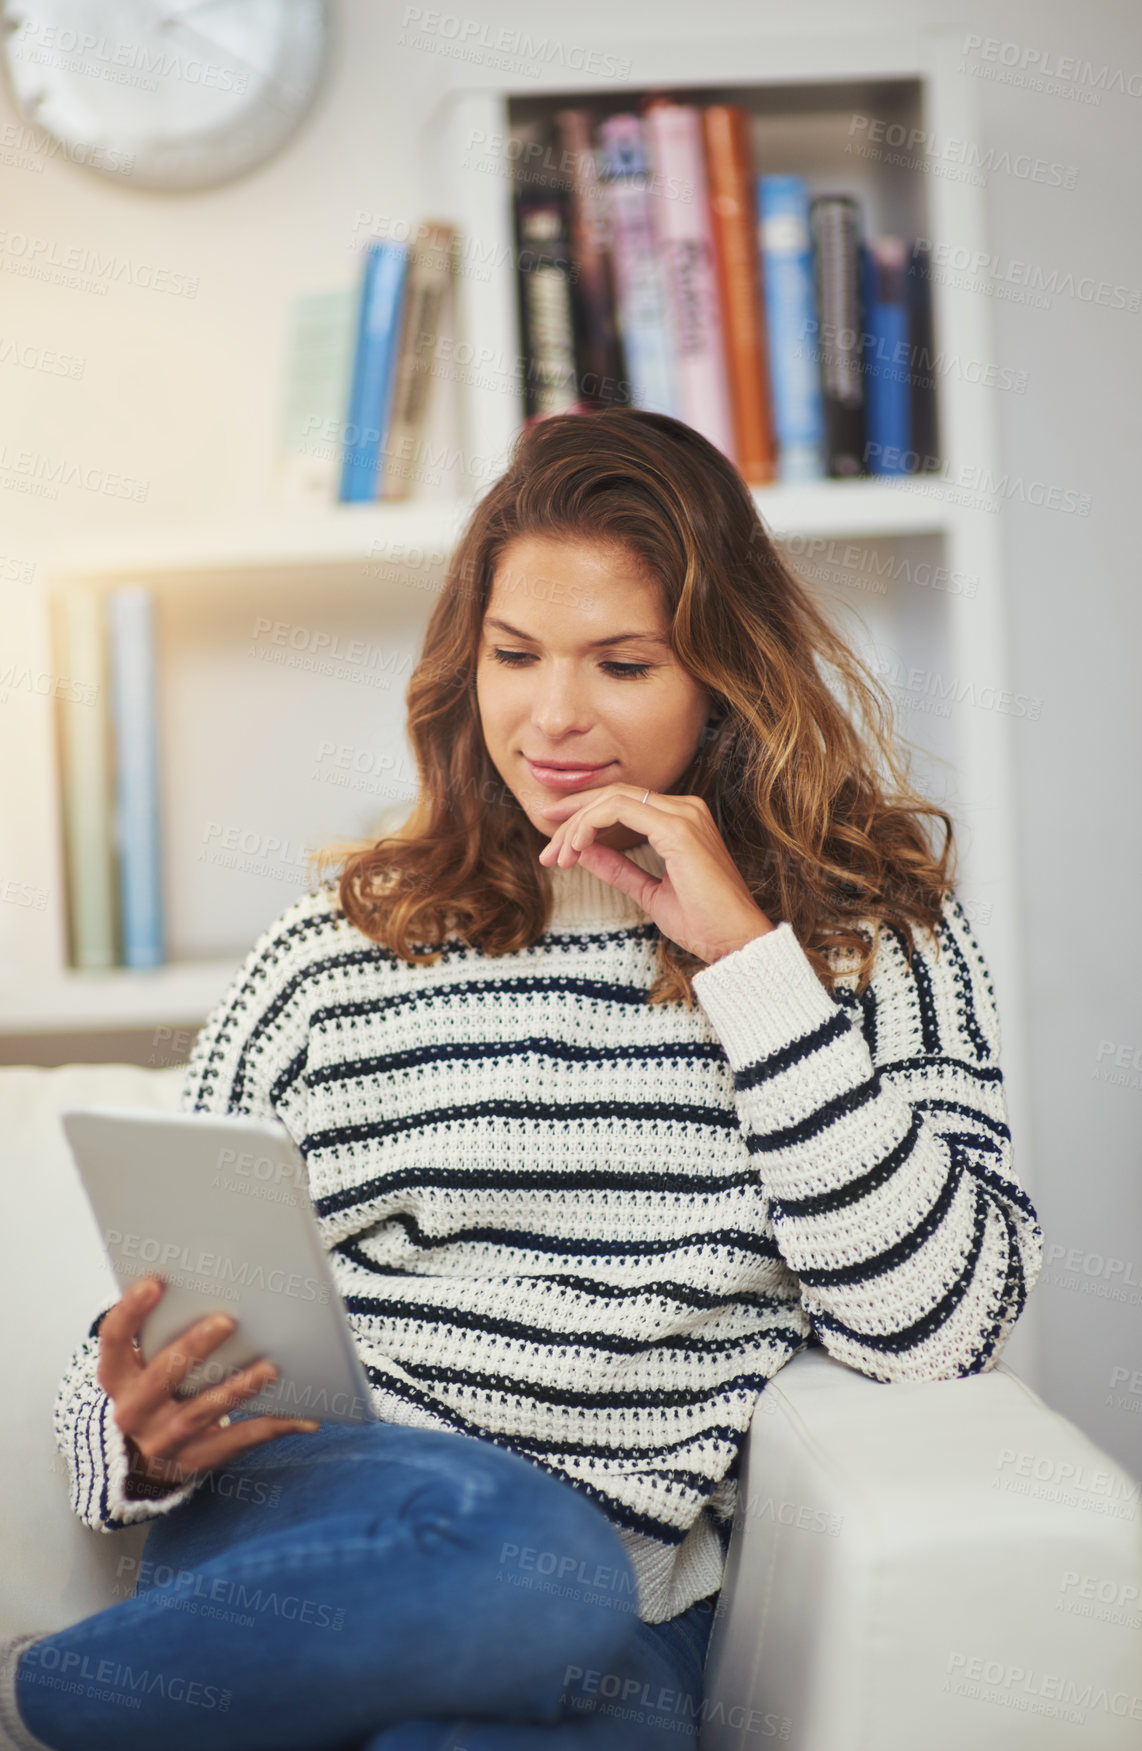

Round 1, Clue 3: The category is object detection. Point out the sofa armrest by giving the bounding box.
[0,1062,188,1637]
[701,1347,1142,1751]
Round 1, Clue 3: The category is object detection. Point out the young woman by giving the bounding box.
[2,408,1043,1751]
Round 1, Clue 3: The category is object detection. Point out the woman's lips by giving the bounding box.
[525,759,613,790]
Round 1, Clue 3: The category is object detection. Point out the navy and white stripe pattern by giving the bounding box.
[52,840,1043,1624]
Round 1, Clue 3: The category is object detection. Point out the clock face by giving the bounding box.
[0,0,330,190]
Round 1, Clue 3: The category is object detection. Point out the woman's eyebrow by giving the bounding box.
[483,615,671,649]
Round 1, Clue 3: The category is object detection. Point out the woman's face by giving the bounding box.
[476,535,716,851]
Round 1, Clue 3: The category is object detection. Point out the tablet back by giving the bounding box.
[60,1104,378,1426]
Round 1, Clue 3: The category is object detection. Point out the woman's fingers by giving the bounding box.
[143,1414,322,1490]
[114,1306,241,1434]
[121,1355,277,1453]
[179,1356,280,1427]
[94,1275,163,1401]
[118,1358,271,1475]
[98,1276,308,1479]
[539,784,678,866]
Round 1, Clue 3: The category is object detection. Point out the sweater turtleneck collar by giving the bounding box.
[543,837,667,930]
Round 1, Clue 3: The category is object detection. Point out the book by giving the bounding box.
[338,241,410,502]
[514,188,583,421]
[56,589,117,970]
[756,175,825,482]
[380,221,457,500]
[701,103,775,484]
[642,97,734,458]
[809,194,867,477]
[108,586,164,968]
[861,236,911,474]
[274,287,357,508]
[907,240,939,470]
[553,109,628,408]
[596,113,676,417]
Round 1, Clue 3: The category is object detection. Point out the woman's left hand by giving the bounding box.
[537,783,775,966]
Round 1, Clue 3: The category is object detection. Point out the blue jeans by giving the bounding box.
[17,1417,717,1750]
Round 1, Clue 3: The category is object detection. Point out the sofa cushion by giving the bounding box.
[0,1062,185,1636]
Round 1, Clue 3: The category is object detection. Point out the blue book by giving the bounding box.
[862,237,911,474]
[108,586,164,968]
[338,242,409,502]
[757,175,825,483]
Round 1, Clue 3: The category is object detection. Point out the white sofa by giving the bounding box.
[2,1062,1140,1751]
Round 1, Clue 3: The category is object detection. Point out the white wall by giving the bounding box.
[3,0,1139,1479]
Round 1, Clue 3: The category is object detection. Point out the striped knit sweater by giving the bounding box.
[54,839,1044,1624]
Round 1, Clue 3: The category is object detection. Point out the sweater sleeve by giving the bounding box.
[689,893,1043,1383]
[53,892,322,1534]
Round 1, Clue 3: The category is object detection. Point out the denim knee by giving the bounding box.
[378,1431,642,1666]
[387,1432,634,1594]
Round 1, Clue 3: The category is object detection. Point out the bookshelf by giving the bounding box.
[0,28,1027,1181]
[31,481,952,591]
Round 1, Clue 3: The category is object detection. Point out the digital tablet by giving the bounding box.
[60,1104,379,1427]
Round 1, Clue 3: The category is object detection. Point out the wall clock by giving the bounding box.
[0,0,330,191]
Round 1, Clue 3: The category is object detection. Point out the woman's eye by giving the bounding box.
[489,649,651,679]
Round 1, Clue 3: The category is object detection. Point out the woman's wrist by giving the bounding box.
[122,1433,184,1499]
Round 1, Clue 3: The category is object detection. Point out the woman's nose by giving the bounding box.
[531,675,592,732]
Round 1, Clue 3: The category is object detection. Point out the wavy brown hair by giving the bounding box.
[311,407,955,1005]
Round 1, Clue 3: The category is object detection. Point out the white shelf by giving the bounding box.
[1,960,242,1035]
[755,480,952,539]
[37,498,479,591]
[34,481,954,595]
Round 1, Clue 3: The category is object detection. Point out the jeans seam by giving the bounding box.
[152,1530,435,1589]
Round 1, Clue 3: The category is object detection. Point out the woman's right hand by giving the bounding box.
[96,1275,321,1498]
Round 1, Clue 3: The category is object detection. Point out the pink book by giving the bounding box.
[642,99,734,458]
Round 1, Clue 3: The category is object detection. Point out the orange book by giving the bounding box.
[702,105,776,484]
